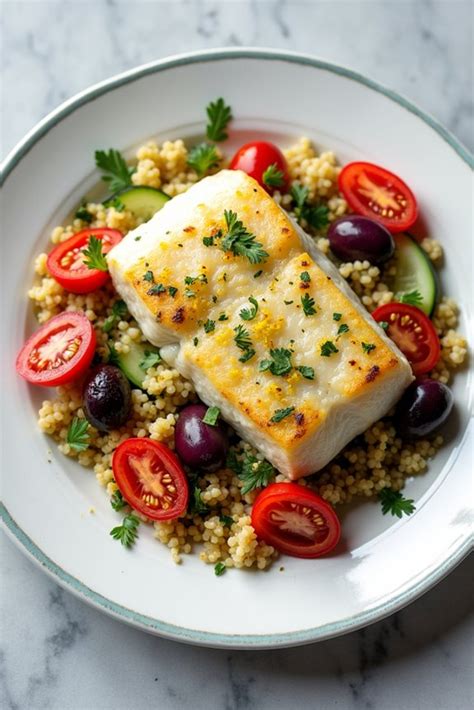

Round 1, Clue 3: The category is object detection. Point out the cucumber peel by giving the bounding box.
[116,341,161,388]
[391,233,438,316]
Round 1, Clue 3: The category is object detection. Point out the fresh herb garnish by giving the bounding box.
[297,365,315,380]
[110,490,126,511]
[168,286,178,298]
[262,163,285,188]
[337,323,350,337]
[147,283,166,296]
[102,299,127,332]
[95,148,134,193]
[300,271,311,283]
[203,319,215,333]
[290,183,329,230]
[82,236,108,272]
[184,289,196,298]
[239,296,258,321]
[193,337,199,347]
[320,340,339,357]
[214,561,226,576]
[398,290,424,307]
[75,206,94,223]
[362,342,376,354]
[106,342,120,366]
[139,350,161,371]
[218,313,228,321]
[185,274,207,285]
[203,236,215,247]
[189,486,209,516]
[104,196,125,212]
[66,417,90,452]
[233,324,253,352]
[301,293,317,316]
[379,488,416,518]
[253,270,263,278]
[333,312,342,321]
[143,270,154,282]
[239,349,256,363]
[220,210,269,264]
[238,454,275,494]
[220,515,234,528]
[187,142,220,177]
[110,513,140,548]
[270,406,295,424]
[284,300,294,305]
[259,348,293,377]
[202,406,220,426]
[379,320,389,331]
[206,98,232,142]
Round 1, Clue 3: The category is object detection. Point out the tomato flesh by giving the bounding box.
[112,438,189,521]
[372,302,440,376]
[251,483,341,558]
[16,312,96,386]
[229,141,289,193]
[47,228,122,293]
[338,162,418,233]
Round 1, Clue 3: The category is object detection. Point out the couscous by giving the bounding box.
[17,99,467,572]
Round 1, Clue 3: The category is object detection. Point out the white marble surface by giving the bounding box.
[1,1,473,708]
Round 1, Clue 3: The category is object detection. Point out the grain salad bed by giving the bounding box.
[29,136,467,570]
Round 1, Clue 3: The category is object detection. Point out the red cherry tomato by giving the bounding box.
[372,302,440,376]
[251,483,341,558]
[338,162,418,233]
[229,141,289,193]
[16,312,96,387]
[47,228,123,293]
[112,438,189,521]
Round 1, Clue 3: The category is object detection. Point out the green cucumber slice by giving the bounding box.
[114,186,170,221]
[116,341,161,388]
[391,233,438,315]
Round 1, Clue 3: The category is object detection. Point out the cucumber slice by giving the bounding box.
[116,341,161,388]
[115,186,170,221]
[391,233,438,316]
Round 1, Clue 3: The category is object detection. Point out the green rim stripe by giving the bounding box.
[1,49,472,649]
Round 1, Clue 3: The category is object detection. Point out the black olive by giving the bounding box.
[83,365,131,431]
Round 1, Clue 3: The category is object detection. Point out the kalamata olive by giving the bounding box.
[396,379,454,437]
[174,404,229,471]
[328,215,395,264]
[83,365,131,431]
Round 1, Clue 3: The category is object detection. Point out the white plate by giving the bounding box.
[1,49,472,649]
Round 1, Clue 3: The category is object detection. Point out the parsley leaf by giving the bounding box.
[301,293,316,316]
[110,490,126,511]
[379,320,389,331]
[239,348,256,363]
[66,417,90,452]
[337,323,350,337]
[233,324,253,352]
[398,289,424,307]
[253,270,263,279]
[143,270,154,282]
[333,312,342,321]
[270,406,295,424]
[290,182,329,230]
[139,350,161,371]
[95,148,134,193]
[214,561,226,576]
[110,513,140,548]
[300,271,311,283]
[202,406,220,426]
[262,163,285,188]
[220,210,269,264]
[206,97,232,141]
[189,486,209,516]
[75,206,94,223]
[239,296,258,321]
[203,319,215,333]
[297,365,315,380]
[218,313,228,321]
[187,142,220,177]
[320,340,339,357]
[259,348,293,376]
[238,454,275,494]
[379,488,416,518]
[102,299,127,332]
[220,515,234,528]
[147,283,166,296]
[362,342,376,354]
[168,286,178,298]
[82,236,108,272]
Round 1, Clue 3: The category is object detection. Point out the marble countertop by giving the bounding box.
[1,1,473,708]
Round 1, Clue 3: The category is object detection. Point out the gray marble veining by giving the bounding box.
[1,1,473,709]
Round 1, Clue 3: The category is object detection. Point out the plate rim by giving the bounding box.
[1,47,473,649]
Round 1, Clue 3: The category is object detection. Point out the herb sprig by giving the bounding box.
[110,490,127,512]
[262,163,285,188]
[206,98,232,142]
[259,348,293,377]
[290,183,329,230]
[82,236,108,272]
[379,488,416,518]
[270,406,295,423]
[228,451,275,494]
[221,210,269,264]
[187,142,220,177]
[398,290,424,307]
[66,417,90,452]
[102,300,128,333]
[95,148,134,193]
[110,513,140,548]
[239,296,258,321]
[140,350,162,371]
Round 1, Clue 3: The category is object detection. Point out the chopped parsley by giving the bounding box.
[233,324,253,352]
[253,270,263,278]
[337,323,350,337]
[320,340,339,357]
[218,313,228,321]
[75,206,94,223]
[203,319,215,333]
[239,296,258,321]
[102,299,128,333]
[168,286,178,298]
[206,97,232,142]
[297,365,315,380]
[270,406,295,424]
[333,312,342,321]
[202,406,220,426]
[66,417,90,452]
[214,562,226,576]
[203,235,215,247]
[259,348,293,377]
[185,274,207,285]
[110,490,126,512]
[139,350,161,371]
[398,289,424,307]
[379,488,416,518]
[379,320,389,331]
[290,183,330,230]
[143,270,154,282]
[110,513,140,548]
[301,293,316,316]
[262,162,285,188]
[82,236,108,272]
[284,300,294,305]
[193,337,199,347]
[300,271,311,283]
[187,142,220,176]
[234,453,275,494]
[188,486,209,516]
[184,289,196,298]
[95,148,134,193]
[220,515,234,528]
[239,349,256,363]
[362,342,376,354]
[147,283,166,296]
[220,210,269,264]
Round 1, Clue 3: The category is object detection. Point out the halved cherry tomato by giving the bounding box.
[112,438,189,521]
[47,228,122,293]
[251,483,341,558]
[16,312,96,386]
[229,141,289,193]
[338,162,418,233]
[372,302,440,376]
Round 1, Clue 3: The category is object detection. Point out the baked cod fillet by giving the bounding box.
[108,170,413,479]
